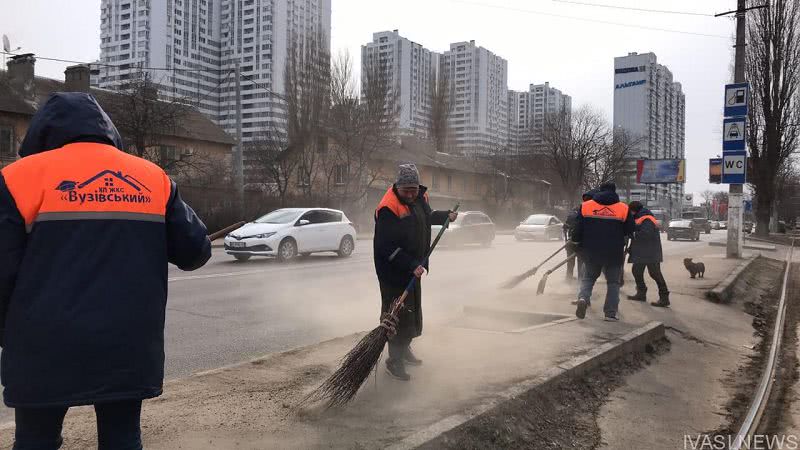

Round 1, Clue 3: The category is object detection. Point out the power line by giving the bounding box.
[0,51,229,73]
[447,0,730,39]
[552,0,716,17]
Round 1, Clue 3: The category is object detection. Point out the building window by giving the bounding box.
[432,172,439,190]
[334,164,347,186]
[160,145,179,166]
[447,175,452,192]
[0,125,14,157]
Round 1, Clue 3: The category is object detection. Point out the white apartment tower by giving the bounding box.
[96,0,331,142]
[441,40,508,155]
[528,82,571,147]
[613,52,686,215]
[361,30,437,137]
[508,82,572,152]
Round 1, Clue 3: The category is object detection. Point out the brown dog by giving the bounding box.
[684,258,705,279]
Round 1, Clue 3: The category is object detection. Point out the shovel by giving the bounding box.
[536,254,577,295]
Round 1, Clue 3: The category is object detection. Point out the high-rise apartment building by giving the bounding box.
[96,0,331,143]
[613,52,685,214]
[528,82,571,147]
[507,82,571,153]
[361,30,437,137]
[441,40,508,155]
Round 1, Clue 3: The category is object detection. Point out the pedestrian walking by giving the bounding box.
[0,92,211,449]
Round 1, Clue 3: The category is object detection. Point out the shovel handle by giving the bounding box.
[544,254,577,275]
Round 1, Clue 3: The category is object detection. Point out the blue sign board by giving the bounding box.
[721,151,747,184]
[724,83,749,117]
[722,117,746,152]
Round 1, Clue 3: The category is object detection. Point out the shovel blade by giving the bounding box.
[536,273,549,295]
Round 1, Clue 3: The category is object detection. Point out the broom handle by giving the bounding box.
[390,203,460,314]
[529,244,567,274]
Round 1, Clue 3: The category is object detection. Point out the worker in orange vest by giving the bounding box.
[0,92,211,449]
[626,201,670,307]
[568,182,635,321]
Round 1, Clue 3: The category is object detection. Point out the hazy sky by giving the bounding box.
[2,0,739,198]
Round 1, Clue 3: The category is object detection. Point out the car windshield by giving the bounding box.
[524,215,550,225]
[254,209,304,224]
[670,220,691,227]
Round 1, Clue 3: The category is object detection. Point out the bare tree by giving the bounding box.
[245,126,301,206]
[745,0,800,235]
[428,62,451,153]
[322,51,399,216]
[541,105,610,201]
[701,190,715,219]
[105,71,188,163]
[588,128,641,189]
[283,30,331,200]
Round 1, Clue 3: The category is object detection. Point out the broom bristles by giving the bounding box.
[501,267,537,289]
[302,326,389,409]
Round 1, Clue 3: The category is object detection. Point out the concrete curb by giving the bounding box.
[706,255,760,303]
[708,241,777,251]
[386,321,665,450]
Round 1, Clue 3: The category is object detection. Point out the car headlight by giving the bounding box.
[245,232,276,239]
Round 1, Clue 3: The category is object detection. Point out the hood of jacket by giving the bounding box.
[635,207,654,219]
[591,188,621,206]
[18,92,124,158]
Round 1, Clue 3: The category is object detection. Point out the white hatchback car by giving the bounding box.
[224,208,356,262]
[515,214,564,241]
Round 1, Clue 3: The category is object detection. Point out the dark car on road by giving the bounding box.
[667,220,701,241]
[691,218,712,234]
[432,211,495,247]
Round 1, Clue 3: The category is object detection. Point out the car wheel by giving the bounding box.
[234,254,251,262]
[337,235,354,258]
[277,238,297,262]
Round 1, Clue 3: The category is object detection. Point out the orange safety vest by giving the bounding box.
[580,200,629,222]
[635,214,660,228]
[1,142,172,232]
[375,186,429,219]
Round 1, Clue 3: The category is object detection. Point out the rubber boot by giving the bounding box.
[627,289,647,302]
[651,292,670,308]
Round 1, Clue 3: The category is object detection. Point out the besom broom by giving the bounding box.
[302,203,460,408]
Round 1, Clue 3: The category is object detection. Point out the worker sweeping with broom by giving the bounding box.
[373,164,457,381]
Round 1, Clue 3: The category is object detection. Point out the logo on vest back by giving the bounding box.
[56,170,152,205]
[592,206,618,217]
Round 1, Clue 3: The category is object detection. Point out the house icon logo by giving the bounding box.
[56,170,152,205]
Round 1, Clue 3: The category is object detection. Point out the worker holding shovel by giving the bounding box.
[373,164,457,381]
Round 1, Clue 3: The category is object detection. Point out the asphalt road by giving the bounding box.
[0,230,723,425]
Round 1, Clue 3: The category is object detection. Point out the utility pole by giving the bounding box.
[726,0,747,258]
[234,59,244,218]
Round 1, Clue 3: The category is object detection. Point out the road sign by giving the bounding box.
[724,82,749,117]
[722,151,747,184]
[723,117,746,151]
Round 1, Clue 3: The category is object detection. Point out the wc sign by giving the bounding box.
[722,152,747,184]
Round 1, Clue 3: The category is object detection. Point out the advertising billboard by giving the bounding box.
[636,159,686,184]
[709,158,722,184]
